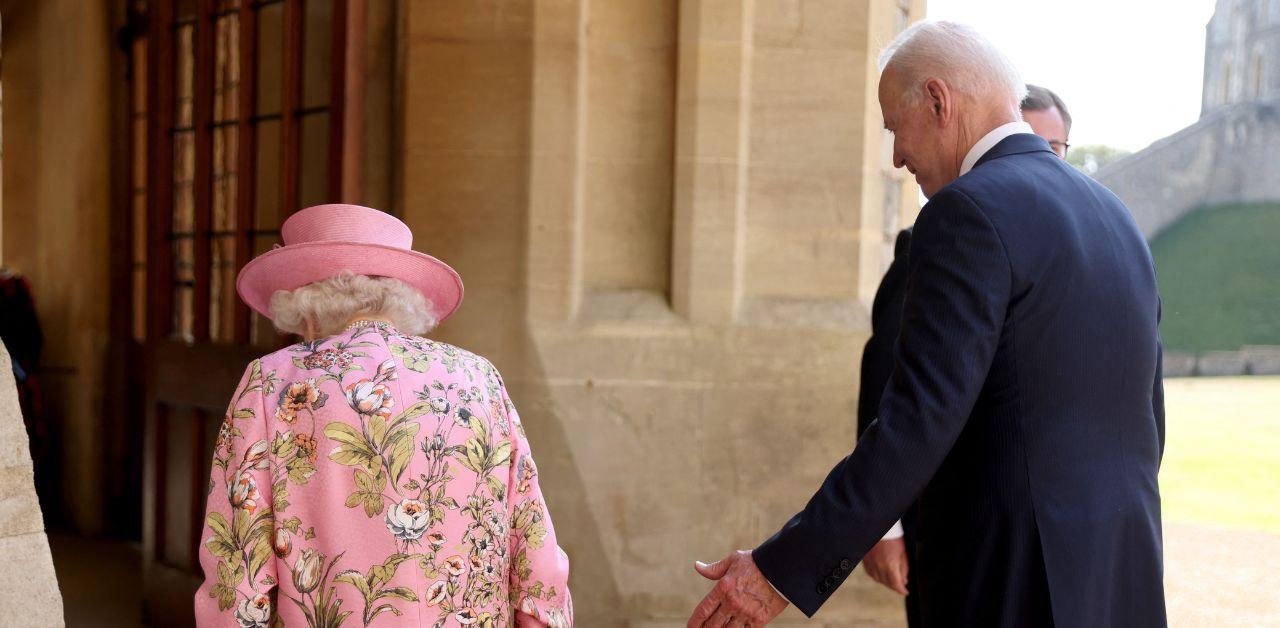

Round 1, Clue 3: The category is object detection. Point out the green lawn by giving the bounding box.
[1149,203,1280,353]
[1159,376,1280,535]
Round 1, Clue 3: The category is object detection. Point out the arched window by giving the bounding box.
[1254,50,1266,97]
[1223,58,1234,105]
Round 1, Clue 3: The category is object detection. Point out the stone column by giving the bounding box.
[671,0,753,325]
[0,342,65,625]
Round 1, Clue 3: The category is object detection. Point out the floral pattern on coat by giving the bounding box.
[196,322,572,627]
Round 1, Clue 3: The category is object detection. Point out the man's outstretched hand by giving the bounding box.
[687,550,788,628]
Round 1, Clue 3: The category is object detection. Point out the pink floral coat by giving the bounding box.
[195,321,572,627]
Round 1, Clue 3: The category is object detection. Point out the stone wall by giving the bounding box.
[0,343,64,626]
[1164,346,1280,377]
[398,0,924,624]
[0,0,115,535]
[1094,98,1280,239]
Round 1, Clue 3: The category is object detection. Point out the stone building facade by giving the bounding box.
[1201,0,1280,114]
[1,0,924,624]
[1097,0,1280,238]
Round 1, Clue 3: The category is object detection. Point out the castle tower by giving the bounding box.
[1202,0,1280,115]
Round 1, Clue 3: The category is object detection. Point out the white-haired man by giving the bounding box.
[688,21,1165,627]
[855,83,1078,628]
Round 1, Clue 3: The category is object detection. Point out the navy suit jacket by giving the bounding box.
[857,227,921,628]
[755,134,1166,627]
[857,227,913,439]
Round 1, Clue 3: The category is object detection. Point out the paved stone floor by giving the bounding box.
[1164,521,1280,627]
[49,532,141,627]
[43,522,1279,626]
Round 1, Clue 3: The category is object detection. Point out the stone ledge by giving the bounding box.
[1242,345,1280,375]
[578,289,685,327]
[1164,346,1280,377]
[1198,351,1249,376]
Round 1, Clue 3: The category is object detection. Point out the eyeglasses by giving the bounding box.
[1048,140,1070,157]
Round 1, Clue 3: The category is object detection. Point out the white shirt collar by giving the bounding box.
[959,120,1034,177]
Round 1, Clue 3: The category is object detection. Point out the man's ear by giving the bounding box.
[924,78,950,126]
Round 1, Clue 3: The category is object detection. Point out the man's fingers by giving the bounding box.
[705,607,734,628]
[687,592,723,628]
[886,558,908,596]
[694,556,732,580]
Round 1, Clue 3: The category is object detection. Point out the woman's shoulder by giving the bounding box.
[251,330,506,391]
[388,333,501,373]
[252,340,313,371]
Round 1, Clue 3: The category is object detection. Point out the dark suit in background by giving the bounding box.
[857,227,920,628]
[755,134,1166,627]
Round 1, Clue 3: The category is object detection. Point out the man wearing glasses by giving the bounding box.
[856,84,1073,627]
[1021,84,1072,158]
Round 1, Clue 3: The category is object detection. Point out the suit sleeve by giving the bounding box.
[752,189,1011,616]
[502,380,573,627]
[195,360,277,626]
[857,229,912,437]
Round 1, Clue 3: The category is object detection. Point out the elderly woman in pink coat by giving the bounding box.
[195,204,572,627]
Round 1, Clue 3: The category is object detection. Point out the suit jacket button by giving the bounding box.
[817,583,830,595]
[839,559,852,571]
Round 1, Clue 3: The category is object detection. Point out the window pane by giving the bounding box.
[212,127,238,231]
[254,118,282,231]
[173,284,195,343]
[174,235,196,342]
[173,131,196,233]
[174,24,195,129]
[213,15,241,124]
[210,235,237,342]
[298,112,330,209]
[257,2,284,117]
[173,237,195,283]
[302,0,333,109]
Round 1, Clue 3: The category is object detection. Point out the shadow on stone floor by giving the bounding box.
[41,523,1278,626]
[49,533,143,627]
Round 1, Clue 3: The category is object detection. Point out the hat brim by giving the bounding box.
[235,241,464,324]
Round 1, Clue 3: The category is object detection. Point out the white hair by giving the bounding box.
[269,270,438,338]
[877,20,1027,109]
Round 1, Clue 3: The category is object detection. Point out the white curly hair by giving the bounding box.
[878,20,1027,110]
[269,270,439,338]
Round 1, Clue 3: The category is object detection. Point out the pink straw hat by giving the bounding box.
[235,204,464,323]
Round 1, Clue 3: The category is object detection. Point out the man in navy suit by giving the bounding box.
[858,83,1078,626]
[688,21,1165,627]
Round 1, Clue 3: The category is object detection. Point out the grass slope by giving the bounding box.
[1149,203,1280,353]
